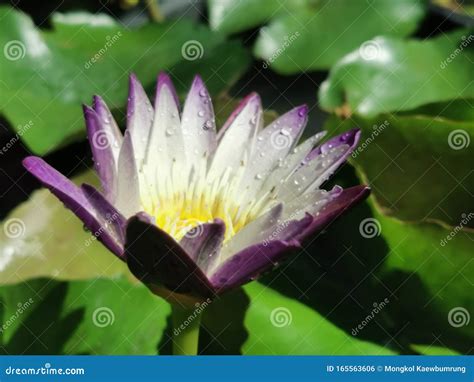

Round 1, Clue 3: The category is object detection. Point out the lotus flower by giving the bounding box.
[23,73,369,307]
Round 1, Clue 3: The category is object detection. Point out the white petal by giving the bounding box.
[127,74,153,168]
[214,204,283,270]
[115,130,141,217]
[258,131,326,198]
[145,73,185,196]
[181,75,217,167]
[237,105,308,201]
[277,144,350,202]
[207,93,262,181]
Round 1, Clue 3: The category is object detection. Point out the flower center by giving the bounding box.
[140,161,274,243]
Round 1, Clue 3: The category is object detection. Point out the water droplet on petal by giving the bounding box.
[203,120,213,130]
[165,128,175,136]
[198,110,205,117]
[280,128,290,136]
[199,89,207,97]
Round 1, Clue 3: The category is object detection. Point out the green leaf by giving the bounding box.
[0,276,394,355]
[0,278,169,354]
[0,7,250,154]
[373,205,474,347]
[324,112,474,228]
[410,344,461,356]
[242,283,396,354]
[208,0,284,35]
[398,98,474,122]
[251,0,426,73]
[201,282,396,355]
[0,171,128,285]
[319,30,474,116]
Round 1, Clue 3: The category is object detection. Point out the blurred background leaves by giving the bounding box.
[0,0,472,355]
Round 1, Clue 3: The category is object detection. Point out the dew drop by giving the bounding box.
[165,128,175,136]
[203,120,213,130]
[198,110,205,117]
[199,89,207,97]
[255,173,263,180]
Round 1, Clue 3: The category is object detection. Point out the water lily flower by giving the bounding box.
[23,73,368,352]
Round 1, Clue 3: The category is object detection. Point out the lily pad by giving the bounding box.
[0,7,250,154]
[319,30,474,116]
[249,0,426,73]
[324,112,474,228]
[0,278,169,355]
[0,171,127,285]
[259,190,473,354]
[0,275,396,355]
[373,205,474,347]
[241,283,396,355]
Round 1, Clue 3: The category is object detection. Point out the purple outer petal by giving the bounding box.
[22,156,125,258]
[209,240,301,293]
[295,185,371,242]
[83,105,117,201]
[180,219,226,275]
[92,95,123,145]
[209,185,370,292]
[306,128,361,161]
[125,213,215,299]
[298,128,362,190]
[81,184,127,246]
